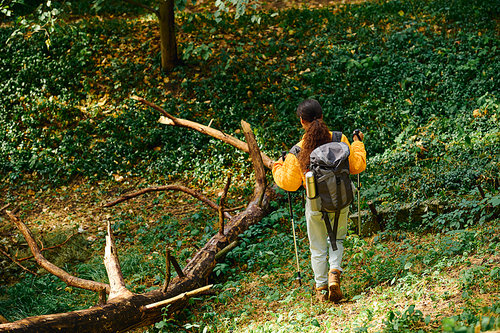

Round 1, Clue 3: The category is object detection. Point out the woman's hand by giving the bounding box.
[353,129,364,142]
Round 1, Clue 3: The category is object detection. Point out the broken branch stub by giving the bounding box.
[104,220,133,300]
[162,248,171,293]
[219,175,232,235]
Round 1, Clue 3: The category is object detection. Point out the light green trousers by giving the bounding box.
[305,201,349,288]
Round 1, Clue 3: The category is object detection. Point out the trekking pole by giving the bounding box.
[287,190,302,286]
[358,173,361,236]
[282,151,302,286]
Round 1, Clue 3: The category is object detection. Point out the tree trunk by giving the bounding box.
[159,0,178,71]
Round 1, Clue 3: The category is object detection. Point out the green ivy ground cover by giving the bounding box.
[1,0,499,208]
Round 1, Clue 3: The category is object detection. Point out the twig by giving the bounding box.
[0,203,10,212]
[162,248,171,293]
[16,233,77,262]
[0,247,37,276]
[215,241,239,261]
[142,285,213,311]
[223,205,246,212]
[169,254,184,278]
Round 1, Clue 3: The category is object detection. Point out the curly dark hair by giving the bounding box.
[296,99,332,171]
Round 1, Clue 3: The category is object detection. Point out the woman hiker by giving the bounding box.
[272,99,366,303]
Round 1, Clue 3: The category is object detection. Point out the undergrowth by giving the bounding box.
[1,0,500,331]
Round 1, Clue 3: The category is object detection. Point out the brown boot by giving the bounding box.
[315,285,329,302]
[328,269,343,303]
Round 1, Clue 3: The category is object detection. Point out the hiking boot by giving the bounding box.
[328,269,343,303]
[315,286,329,302]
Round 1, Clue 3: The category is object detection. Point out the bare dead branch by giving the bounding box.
[241,120,267,201]
[131,95,274,169]
[218,175,232,235]
[162,248,171,293]
[104,221,133,300]
[16,233,77,262]
[103,185,232,220]
[0,315,8,324]
[0,203,10,212]
[169,254,184,278]
[6,211,110,294]
[0,247,37,276]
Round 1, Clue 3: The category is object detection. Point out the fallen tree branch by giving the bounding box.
[142,285,213,311]
[16,233,77,262]
[6,211,110,294]
[131,95,274,169]
[242,120,267,205]
[0,247,37,276]
[103,185,232,220]
[0,121,276,333]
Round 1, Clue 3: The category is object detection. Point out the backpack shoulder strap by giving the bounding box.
[331,131,342,143]
[289,145,302,157]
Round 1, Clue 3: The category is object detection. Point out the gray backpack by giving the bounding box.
[290,131,353,251]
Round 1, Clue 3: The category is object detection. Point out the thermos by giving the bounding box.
[305,171,317,199]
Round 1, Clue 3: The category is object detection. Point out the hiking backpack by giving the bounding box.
[290,131,354,251]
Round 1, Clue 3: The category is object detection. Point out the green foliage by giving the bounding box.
[439,303,500,332]
[2,0,500,204]
[382,305,427,333]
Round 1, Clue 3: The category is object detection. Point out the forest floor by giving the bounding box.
[2,174,499,332]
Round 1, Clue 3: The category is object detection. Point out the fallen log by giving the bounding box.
[0,118,276,333]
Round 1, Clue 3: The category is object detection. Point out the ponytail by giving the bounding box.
[297,118,331,171]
